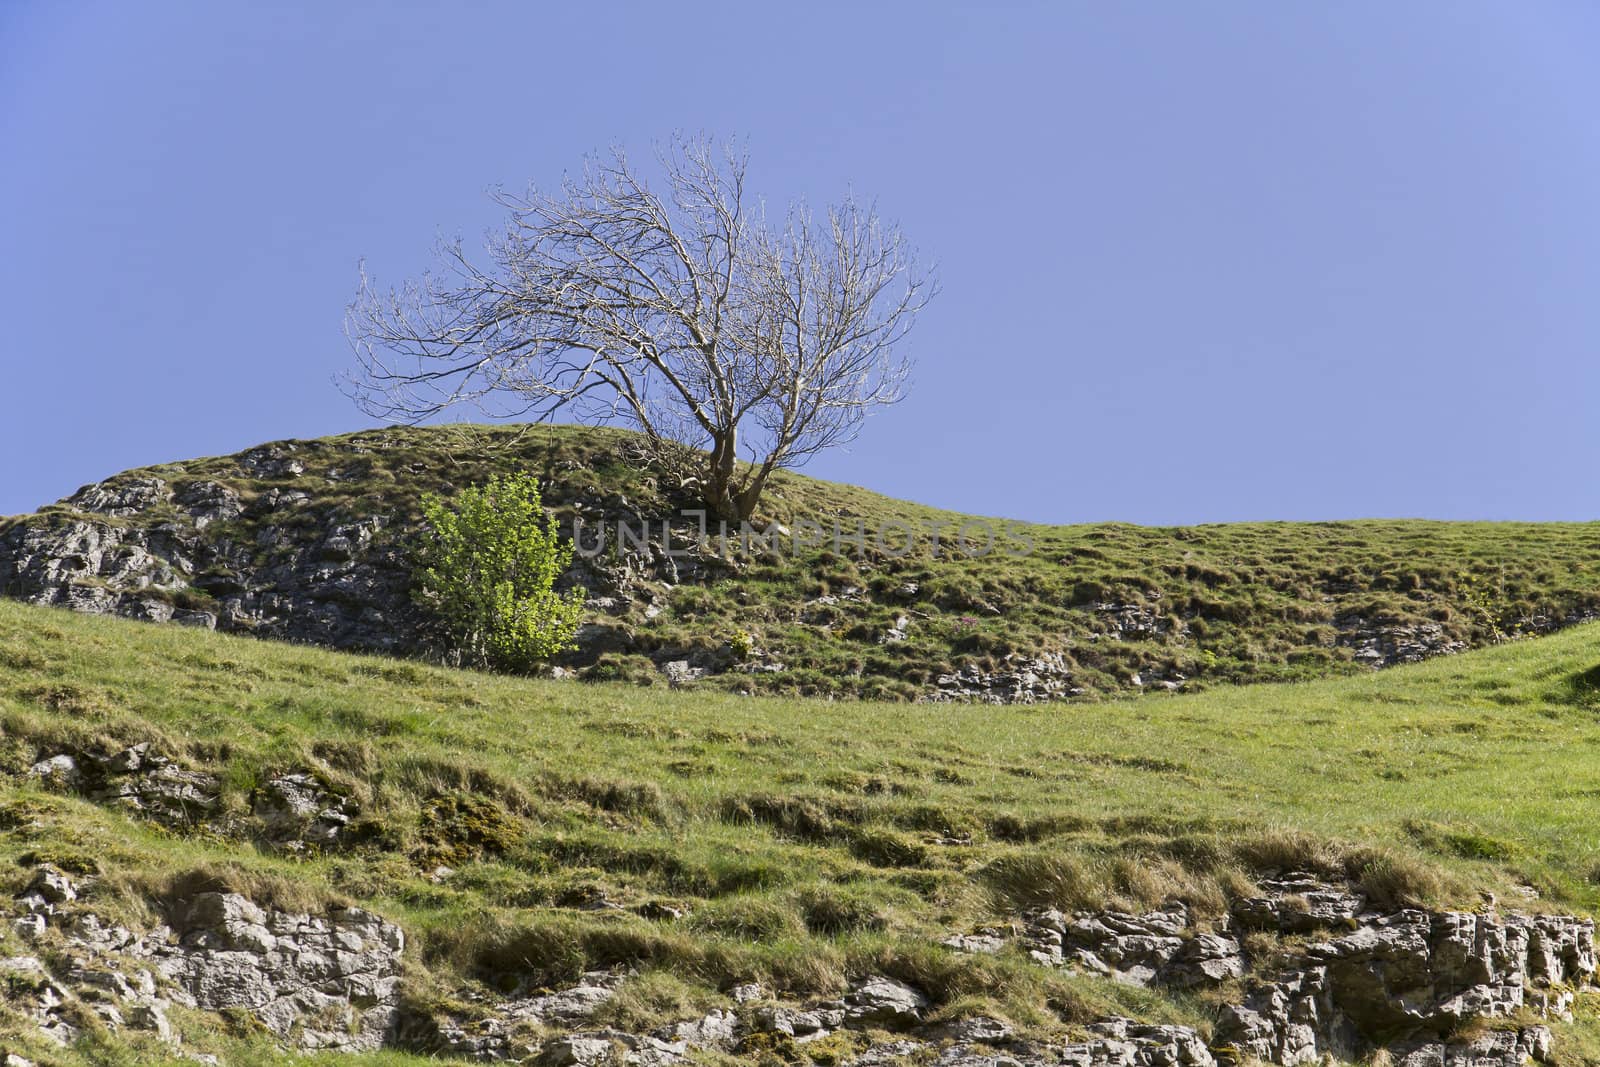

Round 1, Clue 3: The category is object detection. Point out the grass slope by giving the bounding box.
[4,600,1600,1062]
[5,423,1600,699]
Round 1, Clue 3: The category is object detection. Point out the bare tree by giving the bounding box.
[344,135,935,522]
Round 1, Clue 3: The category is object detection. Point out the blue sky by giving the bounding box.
[3,2,1598,524]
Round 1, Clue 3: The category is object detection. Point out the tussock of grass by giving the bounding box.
[844,939,1197,1034]
[585,970,721,1033]
[153,864,350,918]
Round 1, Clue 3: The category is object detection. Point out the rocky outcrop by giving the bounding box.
[251,771,358,849]
[927,651,1080,704]
[1034,902,1241,988]
[2,860,1155,1064]
[4,862,1595,1066]
[1335,616,1470,667]
[943,900,1244,988]
[29,743,220,828]
[936,874,1594,1067]
[419,972,633,1060]
[7,866,401,1053]
[7,871,158,1049]
[1060,1019,1216,1067]
[843,974,929,1027]
[0,447,709,683]
[29,743,357,851]
[1231,873,1367,932]
[154,892,404,1051]
[8,735,1598,1065]
[0,456,421,652]
[19,734,1594,1064]
[1217,903,1594,1065]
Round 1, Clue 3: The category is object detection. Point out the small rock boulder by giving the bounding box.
[844,975,928,1028]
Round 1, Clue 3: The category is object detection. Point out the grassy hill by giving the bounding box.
[3,424,1600,702]
[4,600,1600,1063]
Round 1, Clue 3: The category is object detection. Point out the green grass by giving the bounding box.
[6,599,1600,1062]
[6,423,1600,700]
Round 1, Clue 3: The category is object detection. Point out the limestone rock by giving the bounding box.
[844,975,929,1028]
[240,445,306,479]
[1061,1018,1216,1067]
[35,744,223,828]
[1216,884,1594,1064]
[661,660,704,687]
[1389,1026,1553,1067]
[1233,874,1367,932]
[851,1040,930,1065]
[252,771,356,847]
[959,902,1242,992]
[926,651,1076,704]
[12,433,1588,706]
[941,930,1008,955]
[1169,931,1247,987]
[27,754,81,789]
[659,1008,740,1047]
[154,892,405,1052]
[932,1016,1015,1045]
[67,476,171,518]
[753,1005,837,1040]
[509,974,621,1024]
[542,1035,616,1066]
[176,480,243,528]
[12,914,45,941]
[1335,616,1469,668]
[539,1029,688,1067]
[21,866,78,906]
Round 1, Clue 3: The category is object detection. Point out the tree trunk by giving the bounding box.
[703,429,742,522]
[732,468,771,522]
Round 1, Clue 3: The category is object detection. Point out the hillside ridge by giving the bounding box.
[3,423,1599,702]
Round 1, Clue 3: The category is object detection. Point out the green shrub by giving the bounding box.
[413,473,584,672]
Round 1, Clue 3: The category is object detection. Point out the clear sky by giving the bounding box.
[3,2,1598,524]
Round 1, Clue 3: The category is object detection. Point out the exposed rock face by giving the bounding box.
[8,727,1598,1067]
[935,874,1593,1067]
[0,517,195,625]
[0,448,710,685]
[4,861,1594,1066]
[1390,1027,1555,1067]
[251,772,357,848]
[154,893,405,1051]
[29,743,220,828]
[927,651,1079,704]
[946,901,1245,991]
[0,459,422,653]
[843,975,929,1027]
[29,743,356,851]
[1220,885,1592,1065]
[1093,601,1171,640]
[1232,873,1367,932]
[7,867,401,1053]
[1061,1018,1216,1067]
[1335,615,1470,667]
[419,972,632,1060]
[1009,901,1245,989]
[19,732,1594,1065]
[8,872,144,1041]
[1218,904,1595,1065]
